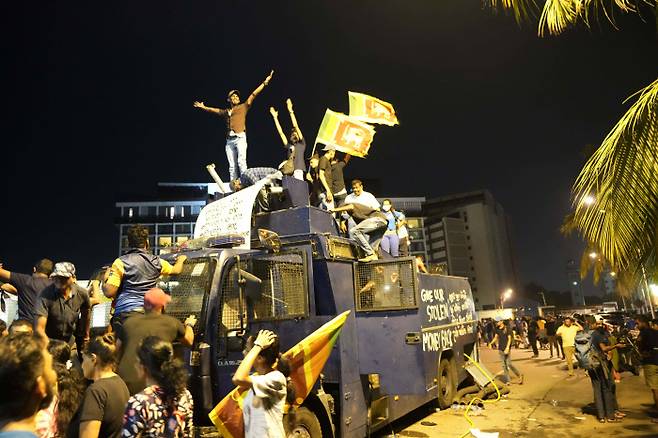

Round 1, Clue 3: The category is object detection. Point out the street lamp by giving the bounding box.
[500,288,513,309]
[583,195,596,206]
[650,284,658,297]
[589,251,598,260]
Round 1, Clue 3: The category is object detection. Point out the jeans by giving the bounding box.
[225,134,248,181]
[380,231,400,257]
[589,366,616,419]
[498,350,521,383]
[548,335,562,358]
[350,217,387,256]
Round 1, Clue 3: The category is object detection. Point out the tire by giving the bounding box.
[285,406,323,438]
[437,358,457,409]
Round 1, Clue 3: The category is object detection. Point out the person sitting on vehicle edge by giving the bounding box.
[103,225,186,333]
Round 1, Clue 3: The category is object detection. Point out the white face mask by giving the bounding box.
[382,205,391,212]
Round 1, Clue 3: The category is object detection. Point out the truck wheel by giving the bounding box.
[437,358,457,409]
[285,407,323,438]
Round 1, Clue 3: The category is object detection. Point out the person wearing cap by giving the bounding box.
[115,288,196,395]
[0,259,54,325]
[103,224,187,333]
[193,69,275,182]
[35,262,91,347]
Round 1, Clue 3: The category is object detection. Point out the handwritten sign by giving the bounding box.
[193,180,269,248]
[419,275,476,352]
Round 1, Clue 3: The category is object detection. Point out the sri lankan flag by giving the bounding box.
[348,91,399,126]
[208,311,351,437]
[315,109,375,158]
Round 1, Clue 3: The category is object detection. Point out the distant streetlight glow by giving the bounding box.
[573,281,578,286]
[583,195,596,206]
[589,252,598,259]
[503,288,513,300]
[610,271,616,277]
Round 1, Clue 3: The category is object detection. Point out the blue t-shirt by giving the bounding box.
[383,210,404,231]
[590,328,609,354]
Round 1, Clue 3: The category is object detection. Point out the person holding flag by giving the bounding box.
[232,330,294,438]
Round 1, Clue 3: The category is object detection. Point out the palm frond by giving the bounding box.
[538,0,579,36]
[569,78,658,272]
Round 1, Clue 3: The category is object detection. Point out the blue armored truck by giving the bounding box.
[155,178,478,437]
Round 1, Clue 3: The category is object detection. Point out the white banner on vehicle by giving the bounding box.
[193,180,269,248]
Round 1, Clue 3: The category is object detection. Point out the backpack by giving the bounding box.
[574,330,602,371]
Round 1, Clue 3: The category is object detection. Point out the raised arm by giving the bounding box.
[286,98,304,141]
[193,101,224,115]
[246,69,274,106]
[269,107,287,145]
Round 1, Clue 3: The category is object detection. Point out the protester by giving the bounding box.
[527,316,539,358]
[0,260,53,324]
[380,199,405,257]
[306,154,321,206]
[9,318,34,335]
[39,341,85,438]
[344,179,380,210]
[270,99,306,181]
[396,219,411,257]
[0,319,7,337]
[193,70,274,181]
[489,318,524,385]
[73,334,130,438]
[0,334,57,438]
[232,330,294,438]
[556,316,583,377]
[318,146,336,210]
[415,256,428,274]
[103,225,187,333]
[331,203,388,262]
[330,153,351,207]
[545,316,562,359]
[636,315,658,423]
[34,262,91,348]
[122,336,194,438]
[116,288,196,395]
[588,318,625,423]
[229,167,280,191]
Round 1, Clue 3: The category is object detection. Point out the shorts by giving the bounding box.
[644,364,658,389]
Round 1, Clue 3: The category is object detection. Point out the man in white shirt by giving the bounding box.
[556,316,583,377]
[344,179,380,210]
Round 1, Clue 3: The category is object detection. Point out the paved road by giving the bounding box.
[383,344,658,437]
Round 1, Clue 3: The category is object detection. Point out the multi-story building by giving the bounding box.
[422,190,519,310]
[566,259,586,306]
[115,183,209,256]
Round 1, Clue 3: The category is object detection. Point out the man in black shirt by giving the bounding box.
[35,262,91,345]
[527,316,539,358]
[332,203,388,262]
[318,146,336,209]
[116,287,196,394]
[331,153,351,206]
[489,317,524,384]
[636,315,658,421]
[0,259,53,324]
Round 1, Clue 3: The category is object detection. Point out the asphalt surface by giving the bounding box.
[379,344,658,438]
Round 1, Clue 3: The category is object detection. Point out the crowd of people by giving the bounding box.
[481,313,658,424]
[0,224,292,438]
[193,70,415,263]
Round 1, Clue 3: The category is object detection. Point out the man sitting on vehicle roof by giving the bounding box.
[331,203,388,262]
[103,225,187,333]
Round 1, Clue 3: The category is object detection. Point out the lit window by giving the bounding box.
[170,207,175,219]
[128,208,133,218]
[176,236,189,244]
[159,236,172,247]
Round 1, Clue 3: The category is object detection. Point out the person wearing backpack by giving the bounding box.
[588,318,626,423]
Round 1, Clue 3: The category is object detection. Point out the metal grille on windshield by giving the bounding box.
[354,258,418,312]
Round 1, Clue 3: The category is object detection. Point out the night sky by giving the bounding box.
[4,1,658,295]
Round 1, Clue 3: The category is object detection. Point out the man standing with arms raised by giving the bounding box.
[194,70,274,182]
[556,316,583,377]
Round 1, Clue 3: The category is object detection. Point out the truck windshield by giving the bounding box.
[159,257,215,326]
